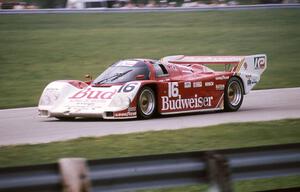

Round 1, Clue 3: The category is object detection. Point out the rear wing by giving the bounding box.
[161,55,244,65]
[161,54,267,94]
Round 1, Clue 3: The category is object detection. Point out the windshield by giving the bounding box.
[93,60,150,85]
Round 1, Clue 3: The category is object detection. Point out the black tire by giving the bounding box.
[224,77,244,112]
[137,86,156,119]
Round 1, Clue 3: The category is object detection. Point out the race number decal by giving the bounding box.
[119,82,139,93]
[254,56,266,70]
[168,82,179,97]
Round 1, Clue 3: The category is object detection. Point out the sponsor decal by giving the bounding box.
[68,102,96,107]
[193,81,202,88]
[167,64,177,70]
[215,75,230,80]
[69,88,116,100]
[115,60,137,67]
[254,56,266,70]
[247,80,258,85]
[246,75,252,86]
[247,79,252,86]
[128,107,136,112]
[216,84,225,91]
[243,62,248,70]
[245,74,257,86]
[184,82,192,88]
[247,79,258,86]
[163,82,213,111]
[162,95,213,111]
[114,111,137,117]
[205,82,214,87]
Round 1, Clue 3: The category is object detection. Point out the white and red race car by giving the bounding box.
[38,54,266,120]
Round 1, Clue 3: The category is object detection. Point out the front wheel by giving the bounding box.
[137,86,156,119]
[224,77,244,112]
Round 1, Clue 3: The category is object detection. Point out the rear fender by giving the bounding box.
[236,54,267,94]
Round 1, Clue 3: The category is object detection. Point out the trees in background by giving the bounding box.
[0,0,290,9]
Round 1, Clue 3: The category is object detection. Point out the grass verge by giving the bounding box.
[0,119,299,191]
[0,9,300,108]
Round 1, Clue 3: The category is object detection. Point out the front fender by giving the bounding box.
[38,80,87,111]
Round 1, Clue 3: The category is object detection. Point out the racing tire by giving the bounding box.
[137,86,156,119]
[224,77,244,112]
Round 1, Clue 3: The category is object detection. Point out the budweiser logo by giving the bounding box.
[162,95,213,111]
[69,88,116,100]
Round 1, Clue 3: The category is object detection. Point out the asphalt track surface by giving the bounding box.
[0,87,300,146]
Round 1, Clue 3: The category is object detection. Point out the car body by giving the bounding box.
[38,54,267,120]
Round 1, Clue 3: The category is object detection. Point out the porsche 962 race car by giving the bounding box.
[38,54,267,120]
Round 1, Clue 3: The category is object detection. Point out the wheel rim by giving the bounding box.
[227,81,242,106]
[139,89,155,116]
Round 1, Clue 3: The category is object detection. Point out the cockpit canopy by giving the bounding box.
[93,60,150,85]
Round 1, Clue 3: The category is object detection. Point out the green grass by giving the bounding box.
[0,9,300,108]
[140,176,300,192]
[0,119,299,191]
[2,119,299,167]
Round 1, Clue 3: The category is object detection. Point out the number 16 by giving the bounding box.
[168,82,179,97]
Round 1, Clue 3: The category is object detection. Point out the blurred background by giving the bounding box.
[0,0,298,9]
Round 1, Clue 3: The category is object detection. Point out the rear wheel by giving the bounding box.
[137,86,156,119]
[224,77,244,112]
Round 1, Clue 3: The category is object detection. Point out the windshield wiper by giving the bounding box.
[110,69,133,81]
[94,70,133,85]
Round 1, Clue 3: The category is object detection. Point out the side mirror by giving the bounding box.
[85,74,92,81]
[136,74,145,80]
[85,74,93,85]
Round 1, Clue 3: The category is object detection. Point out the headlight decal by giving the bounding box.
[39,88,60,106]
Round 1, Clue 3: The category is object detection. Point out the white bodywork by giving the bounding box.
[38,81,141,119]
[237,54,267,94]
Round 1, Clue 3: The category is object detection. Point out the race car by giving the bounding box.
[38,54,267,120]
